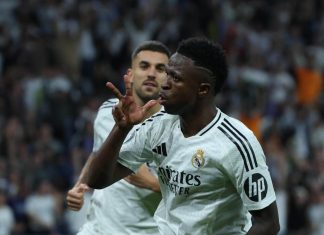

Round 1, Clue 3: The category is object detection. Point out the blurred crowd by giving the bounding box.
[0,0,323,234]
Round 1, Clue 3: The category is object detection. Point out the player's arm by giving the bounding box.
[221,127,280,234]
[67,97,119,210]
[66,133,133,210]
[87,124,134,188]
[247,201,280,235]
[124,164,160,192]
[66,152,93,211]
[87,75,158,189]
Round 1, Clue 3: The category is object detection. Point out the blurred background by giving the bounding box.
[0,0,323,234]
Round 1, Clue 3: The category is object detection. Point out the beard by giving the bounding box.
[135,87,160,103]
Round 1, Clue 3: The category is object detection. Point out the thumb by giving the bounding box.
[78,183,90,193]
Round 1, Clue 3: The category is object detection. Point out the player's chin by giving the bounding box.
[142,85,159,93]
[141,90,160,100]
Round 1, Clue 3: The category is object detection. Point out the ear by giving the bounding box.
[127,68,134,82]
[198,83,211,97]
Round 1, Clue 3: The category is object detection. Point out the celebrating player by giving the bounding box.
[87,37,280,235]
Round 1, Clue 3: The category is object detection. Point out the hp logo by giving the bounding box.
[244,173,268,202]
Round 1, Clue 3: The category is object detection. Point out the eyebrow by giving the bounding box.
[139,60,149,65]
[156,63,166,68]
[139,61,166,67]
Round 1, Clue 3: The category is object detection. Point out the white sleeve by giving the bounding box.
[118,121,155,172]
[223,131,276,211]
[92,102,116,152]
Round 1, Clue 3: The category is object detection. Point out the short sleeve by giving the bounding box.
[222,131,276,211]
[92,104,116,152]
[118,121,155,172]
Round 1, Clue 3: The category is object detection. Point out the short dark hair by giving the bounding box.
[131,41,171,60]
[176,37,228,95]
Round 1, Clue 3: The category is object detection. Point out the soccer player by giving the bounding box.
[87,37,280,235]
[66,41,170,234]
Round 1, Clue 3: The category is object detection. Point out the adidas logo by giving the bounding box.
[152,143,167,156]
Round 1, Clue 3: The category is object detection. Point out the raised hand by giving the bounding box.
[106,73,158,129]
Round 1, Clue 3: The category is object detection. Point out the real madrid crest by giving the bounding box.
[192,149,205,169]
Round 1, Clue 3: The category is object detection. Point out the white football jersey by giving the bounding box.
[118,109,276,235]
[78,98,161,235]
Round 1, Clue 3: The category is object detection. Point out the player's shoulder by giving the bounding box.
[135,110,176,131]
[97,98,118,115]
[147,110,176,124]
[98,98,119,110]
[218,112,255,140]
[95,98,117,123]
[216,112,263,170]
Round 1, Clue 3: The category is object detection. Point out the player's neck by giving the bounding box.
[145,103,161,118]
[179,105,217,138]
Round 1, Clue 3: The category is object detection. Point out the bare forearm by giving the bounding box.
[125,164,161,192]
[247,222,279,235]
[87,124,132,188]
[247,202,280,235]
[147,176,160,192]
[74,153,95,186]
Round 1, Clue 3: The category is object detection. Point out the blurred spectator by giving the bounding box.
[294,51,323,106]
[263,126,289,235]
[0,189,15,235]
[7,171,29,234]
[25,180,59,234]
